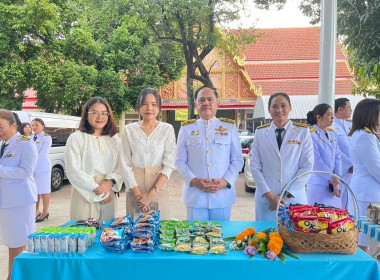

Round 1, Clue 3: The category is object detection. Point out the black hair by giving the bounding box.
[79,96,117,137]
[268,92,291,110]
[13,112,21,128]
[19,122,31,135]
[194,86,218,100]
[306,103,332,125]
[335,97,350,113]
[348,99,380,136]
[137,88,162,111]
[31,118,45,127]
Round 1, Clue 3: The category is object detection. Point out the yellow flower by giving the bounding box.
[251,239,258,246]
[235,227,256,243]
[256,232,267,239]
[267,238,283,255]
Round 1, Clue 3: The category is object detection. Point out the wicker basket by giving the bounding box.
[276,171,359,254]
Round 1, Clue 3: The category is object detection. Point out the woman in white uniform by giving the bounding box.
[19,122,32,137]
[65,97,123,221]
[347,98,380,252]
[250,92,314,221]
[120,88,176,220]
[0,110,38,280]
[306,103,342,208]
[31,118,52,222]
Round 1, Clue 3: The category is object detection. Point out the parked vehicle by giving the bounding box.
[14,111,80,191]
[244,152,255,192]
[239,134,254,172]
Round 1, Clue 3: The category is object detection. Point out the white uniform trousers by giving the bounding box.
[186,206,231,221]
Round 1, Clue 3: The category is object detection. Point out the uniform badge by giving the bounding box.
[189,139,199,144]
[215,126,228,136]
[5,153,16,158]
[288,140,301,144]
[319,139,322,143]
[191,130,199,137]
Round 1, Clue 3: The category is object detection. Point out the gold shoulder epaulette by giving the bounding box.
[310,128,316,133]
[256,123,270,129]
[44,133,50,136]
[219,117,236,124]
[327,127,334,132]
[20,135,31,141]
[347,118,352,122]
[293,122,308,128]
[364,127,372,134]
[181,119,196,126]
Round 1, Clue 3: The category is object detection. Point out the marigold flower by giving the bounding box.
[269,232,281,239]
[251,239,258,246]
[256,232,267,239]
[267,238,283,255]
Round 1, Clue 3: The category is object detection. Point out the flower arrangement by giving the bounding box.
[225,227,299,262]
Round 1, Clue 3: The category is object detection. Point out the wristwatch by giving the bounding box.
[153,186,159,193]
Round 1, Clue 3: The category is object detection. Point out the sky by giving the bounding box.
[227,0,318,29]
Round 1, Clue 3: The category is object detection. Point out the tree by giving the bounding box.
[0,0,185,116]
[136,0,284,119]
[299,0,380,98]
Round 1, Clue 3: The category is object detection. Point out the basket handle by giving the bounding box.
[275,171,359,225]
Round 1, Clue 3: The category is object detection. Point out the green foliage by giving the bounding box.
[0,0,186,115]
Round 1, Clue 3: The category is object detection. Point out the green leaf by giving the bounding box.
[281,248,300,260]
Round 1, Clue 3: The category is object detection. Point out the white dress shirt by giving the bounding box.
[120,122,176,190]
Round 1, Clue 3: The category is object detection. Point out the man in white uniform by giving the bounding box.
[334,98,353,207]
[176,86,243,221]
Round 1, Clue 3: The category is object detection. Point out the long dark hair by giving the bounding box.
[137,88,162,112]
[348,99,380,136]
[79,97,117,136]
[306,103,331,126]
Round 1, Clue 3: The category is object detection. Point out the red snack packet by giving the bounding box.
[293,215,330,233]
[329,217,354,234]
[289,205,318,219]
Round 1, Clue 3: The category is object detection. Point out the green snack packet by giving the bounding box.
[174,243,191,252]
[158,243,175,251]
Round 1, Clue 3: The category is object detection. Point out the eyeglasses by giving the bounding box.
[0,125,9,131]
[88,111,110,117]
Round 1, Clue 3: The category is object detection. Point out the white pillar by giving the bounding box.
[318,0,337,107]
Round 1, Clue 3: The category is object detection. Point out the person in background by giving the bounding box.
[250,92,314,221]
[31,118,52,222]
[19,122,32,137]
[120,88,176,220]
[334,98,353,207]
[176,86,243,221]
[306,104,342,208]
[65,97,123,221]
[347,98,380,253]
[0,110,38,280]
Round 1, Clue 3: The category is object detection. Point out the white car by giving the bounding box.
[244,152,256,192]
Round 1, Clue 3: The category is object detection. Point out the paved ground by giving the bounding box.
[0,171,255,278]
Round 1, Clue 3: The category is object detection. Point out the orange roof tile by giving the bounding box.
[241,27,346,61]
[245,61,353,80]
[255,79,353,96]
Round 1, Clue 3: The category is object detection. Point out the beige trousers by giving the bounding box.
[126,166,170,220]
[70,176,117,221]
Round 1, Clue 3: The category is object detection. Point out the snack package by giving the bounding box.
[329,217,355,234]
[47,234,55,253]
[158,243,175,251]
[28,234,35,253]
[190,245,208,255]
[40,234,48,253]
[289,205,318,218]
[174,243,191,252]
[78,234,89,254]
[69,234,79,253]
[293,215,330,233]
[209,244,228,254]
[110,216,133,227]
[60,234,70,253]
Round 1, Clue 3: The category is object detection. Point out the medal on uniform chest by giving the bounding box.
[215,126,228,136]
[191,130,199,137]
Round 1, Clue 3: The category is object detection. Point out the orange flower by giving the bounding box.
[269,232,281,239]
[251,239,258,246]
[256,232,267,239]
[267,238,283,255]
[235,227,256,243]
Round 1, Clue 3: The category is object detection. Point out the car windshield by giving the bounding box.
[240,137,253,148]
[238,130,253,136]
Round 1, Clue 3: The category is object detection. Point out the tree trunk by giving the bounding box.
[186,71,195,120]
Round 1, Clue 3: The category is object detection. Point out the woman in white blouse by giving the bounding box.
[120,88,176,220]
[65,97,123,221]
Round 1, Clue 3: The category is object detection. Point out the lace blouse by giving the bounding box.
[65,131,123,203]
[120,122,176,190]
